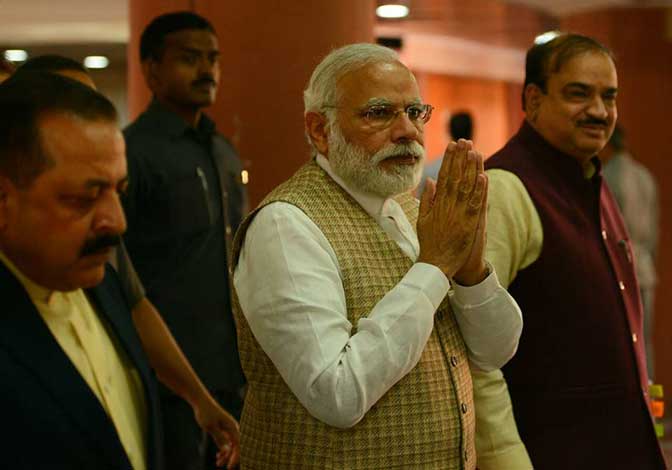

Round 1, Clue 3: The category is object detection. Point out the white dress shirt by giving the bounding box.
[234,155,522,429]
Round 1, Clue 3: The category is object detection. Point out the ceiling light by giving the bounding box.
[84,55,109,69]
[376,4,410,19]
[534,31,561,45]
[4,49,28,62]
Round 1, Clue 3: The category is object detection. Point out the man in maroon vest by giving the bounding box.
[478,33,668,469]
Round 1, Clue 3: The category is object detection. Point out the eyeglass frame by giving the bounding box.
[320,101,435,130]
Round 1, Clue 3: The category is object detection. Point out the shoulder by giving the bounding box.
[486,169,537,218]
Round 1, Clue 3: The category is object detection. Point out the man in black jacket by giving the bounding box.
[0,72,163,469]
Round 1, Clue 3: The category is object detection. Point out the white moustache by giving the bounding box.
[371,142,425,165]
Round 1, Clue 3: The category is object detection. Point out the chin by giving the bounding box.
[67,265,106,291]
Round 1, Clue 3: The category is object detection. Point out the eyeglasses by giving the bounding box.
[323,103,434,129]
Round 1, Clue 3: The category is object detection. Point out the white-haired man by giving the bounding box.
[232,43,523,469]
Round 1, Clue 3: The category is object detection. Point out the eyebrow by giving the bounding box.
[178,47,220,56]
[564,82,618,94]
[365,98,393,107]
[83,176,129,190]
[364,97,423,107]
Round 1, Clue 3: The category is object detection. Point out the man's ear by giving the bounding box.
[0,176,14,231]
[305,112,330,156]
[141,59,159,91]
[524,84,543,122]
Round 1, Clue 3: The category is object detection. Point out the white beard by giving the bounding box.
[327,123,425,198]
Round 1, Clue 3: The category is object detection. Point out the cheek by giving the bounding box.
[352,131,389,156]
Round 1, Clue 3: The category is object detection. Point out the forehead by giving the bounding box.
[38,113,125,174]
[550,51,617,89]
[337,61,420,107]
[163,28,218,53]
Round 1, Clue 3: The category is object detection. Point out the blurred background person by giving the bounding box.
[0,56,14,83]
[602,123,659,380]
[123,12,247,470]
[419,111,474,195]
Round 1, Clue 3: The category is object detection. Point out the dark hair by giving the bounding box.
[523,33,614,110]
[0,72,118,188]
[449,111,473,141]
[140,11,215,61]
[0,56,15,76]
[16,54,88,75]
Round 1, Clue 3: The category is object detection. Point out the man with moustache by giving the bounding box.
[13,54,241,469]
[232,43,523,469]
[0,72,163,470]
[475,33,668,469]
[123,11,247,470]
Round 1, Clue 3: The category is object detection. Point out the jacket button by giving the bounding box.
[619,281,625,291]
[450,356,458,367]
[461,403,468,414]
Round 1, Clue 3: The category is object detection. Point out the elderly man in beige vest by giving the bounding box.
[232,43,523,469]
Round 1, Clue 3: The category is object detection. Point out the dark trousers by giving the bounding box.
[162,388,243,470]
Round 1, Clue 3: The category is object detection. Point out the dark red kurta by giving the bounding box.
[486,122,667,469]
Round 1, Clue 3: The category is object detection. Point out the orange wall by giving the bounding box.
[563,8,672,394]
[415,71,523,162]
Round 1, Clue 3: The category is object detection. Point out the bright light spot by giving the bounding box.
[241,170,249,185]
[84,56,109,69]
[376,4,409,19]
[4,50,28,62]
[534,31,561,45]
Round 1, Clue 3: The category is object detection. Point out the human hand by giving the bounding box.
[453,153,489,286]
[193,396,240,469]
[417,139,487,280]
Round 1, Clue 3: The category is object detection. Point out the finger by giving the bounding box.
[227,444,241,470]
[457,138,473,152]
[475,148,484,175]
[216,449,228,468]
[474,174,488,236]
[467,173,487,216]
[457,150,478,202]
[212,429,232,449]
[435,141,458,200]
[418,178,436,219]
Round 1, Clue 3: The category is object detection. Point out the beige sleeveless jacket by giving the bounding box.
[232,160,475,469]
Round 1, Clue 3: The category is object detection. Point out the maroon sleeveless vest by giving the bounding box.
[486,122,666,469]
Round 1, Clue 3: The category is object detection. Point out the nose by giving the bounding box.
[199,56,218,78]
[587,96,609,119]
[93,191,127,235]
[389,110,422,144]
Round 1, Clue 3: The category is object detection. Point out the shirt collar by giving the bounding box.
[315,154,394,222]
[145,98,216,138]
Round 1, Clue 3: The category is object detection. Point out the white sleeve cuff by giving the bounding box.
[409,262,451,309]
[451,262,499,308]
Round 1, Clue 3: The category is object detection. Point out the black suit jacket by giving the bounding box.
[0,262,164,470]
